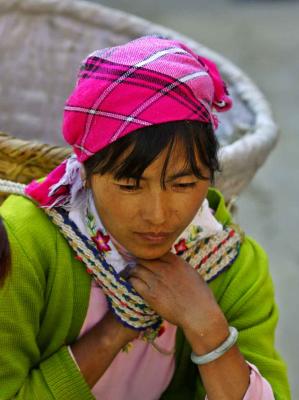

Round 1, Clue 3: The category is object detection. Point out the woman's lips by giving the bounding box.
[135,232,172,243]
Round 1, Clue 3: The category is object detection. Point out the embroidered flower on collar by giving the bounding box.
[92,230,111,253]
[87,212,111,252]
[174,239,188,255]
[174,225,203,255]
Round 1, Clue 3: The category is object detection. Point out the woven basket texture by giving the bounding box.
[0,131,71,203]
[0,0,278,202]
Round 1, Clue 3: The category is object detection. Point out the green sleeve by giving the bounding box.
[210,236,291,399]
[0,219,94,400]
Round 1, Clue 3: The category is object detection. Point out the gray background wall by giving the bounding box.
[84,0,299,396]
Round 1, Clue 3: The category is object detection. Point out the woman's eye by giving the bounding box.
[118,184,140,192]
[173,182,197,189]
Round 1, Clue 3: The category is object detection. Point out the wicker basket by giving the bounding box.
[0,0,278,203]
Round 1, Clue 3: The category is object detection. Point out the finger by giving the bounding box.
[129,276,151,295]
[158,252,190,272]
[129,264,155,282]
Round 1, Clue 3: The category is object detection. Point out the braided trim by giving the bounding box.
[0,179,25,195]
[184,228,241,282]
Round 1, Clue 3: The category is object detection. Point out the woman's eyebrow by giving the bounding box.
[137,169,195,182]
[166,170,195,181]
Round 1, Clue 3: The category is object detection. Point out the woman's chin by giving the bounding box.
[129,243,172,260]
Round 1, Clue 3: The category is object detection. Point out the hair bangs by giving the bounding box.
[84,121,220,186]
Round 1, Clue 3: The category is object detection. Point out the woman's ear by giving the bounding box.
[80,166,90,188]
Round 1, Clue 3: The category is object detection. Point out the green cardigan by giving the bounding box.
[0,189,290,399]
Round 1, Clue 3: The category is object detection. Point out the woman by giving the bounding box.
[0,36,290,399]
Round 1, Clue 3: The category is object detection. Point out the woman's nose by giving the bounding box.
[141,192,168,226]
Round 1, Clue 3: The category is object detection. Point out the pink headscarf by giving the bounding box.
[26,36,232,207]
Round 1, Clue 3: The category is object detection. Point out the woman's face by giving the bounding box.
[90,144,210,260]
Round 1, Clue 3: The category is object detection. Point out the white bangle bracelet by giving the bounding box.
[190,326,238,365]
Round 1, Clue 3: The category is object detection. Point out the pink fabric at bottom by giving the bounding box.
[74,282,275,400]
[204,362,275,400]
[79,281,177,400]
[243,363,275,399]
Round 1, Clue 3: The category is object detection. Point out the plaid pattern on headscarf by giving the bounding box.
[63,36,232,162]
[25,36,232,208]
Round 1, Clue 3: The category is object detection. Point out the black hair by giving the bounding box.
[84,120,220,186]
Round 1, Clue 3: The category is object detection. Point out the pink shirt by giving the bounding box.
[69,281,275,399]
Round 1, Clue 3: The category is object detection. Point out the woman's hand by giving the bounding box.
[129,252,229,353]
